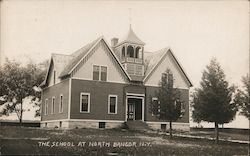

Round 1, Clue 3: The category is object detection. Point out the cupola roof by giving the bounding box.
[117,26,145,46]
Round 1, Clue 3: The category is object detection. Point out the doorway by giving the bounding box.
[127,98,143,121]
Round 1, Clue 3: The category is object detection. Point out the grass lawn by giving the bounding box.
[0,126,248,156]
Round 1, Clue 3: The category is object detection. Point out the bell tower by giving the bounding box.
[111,27,145,81]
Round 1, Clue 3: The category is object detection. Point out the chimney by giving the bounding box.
[111,38,119,47]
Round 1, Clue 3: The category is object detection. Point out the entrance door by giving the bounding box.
[127,98,142,121]
[127,101,135,120]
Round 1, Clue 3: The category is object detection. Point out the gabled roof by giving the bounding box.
[144,48,193,87]
[41,34,192,88]
[116,27,145,46]
[40,36,132,87]
[40,53,73,87]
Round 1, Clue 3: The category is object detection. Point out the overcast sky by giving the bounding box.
[0,0,249,128]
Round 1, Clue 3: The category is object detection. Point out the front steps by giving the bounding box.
[125,120,151,132]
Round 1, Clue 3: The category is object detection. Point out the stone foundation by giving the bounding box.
[41,120,189,131]
[146,122,190,131]
[41,120,124,129]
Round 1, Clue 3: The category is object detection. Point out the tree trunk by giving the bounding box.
[215,122,219,144]
[19,102,23,126]
[169,121,172,139]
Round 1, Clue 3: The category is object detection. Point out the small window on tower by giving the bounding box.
[135,47,141,58]
[127,46,134,58]
[122,46,125,58]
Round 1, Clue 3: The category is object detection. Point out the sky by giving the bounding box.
[0,0,249,128]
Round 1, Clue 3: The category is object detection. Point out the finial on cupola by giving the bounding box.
[129,8,132,29]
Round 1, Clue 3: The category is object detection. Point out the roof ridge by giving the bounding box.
[52,53,72,56]
[71,36,103,57]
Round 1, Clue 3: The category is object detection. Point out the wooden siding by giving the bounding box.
[145,85,189,123]
[70,79,126,120]
[41,79,69,121]
[70,79,189,123]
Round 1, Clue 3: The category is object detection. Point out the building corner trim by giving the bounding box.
[68,78,72,119]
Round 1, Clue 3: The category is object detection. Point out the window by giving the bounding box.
[80,93,90,113]
[161,124,166,131]
[101,66,107,81]
[45,99,48,115]
[93,65,107,81]
[99,122,106,128]
[122,46,125,58]
[53,70,56,85]
[162,72,173,84]
[152,97,160,116]
[135,47,141,58]
[93,65,99,80]
[108,95,117,114]
[127,45,134,58]
[181,102,185,113]
[59,94,63,113]
[51,97,55,114]
[179,102,185,117]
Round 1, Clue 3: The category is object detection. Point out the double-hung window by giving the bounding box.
[80,93,90,113]
[93,65,100,80]
[45,99,48,115]
[93,65,107,81]
[51,97,55,114]
[59,94,63,113]
[101,66,107,81]
[152,97,160,116]
[108,95,117,114]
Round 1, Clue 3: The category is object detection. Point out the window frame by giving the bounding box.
[108,95,118,114]
[59,94,63,113]
[45,98,48,115]
[92,65,108,81]
[51,97,55,114]
[100,66,107,81]
[93,65,100,81]
[80,92,90,113]
[151,97,160,116]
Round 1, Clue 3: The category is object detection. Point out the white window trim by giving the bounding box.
[51,97,55,114]
[80,93,90,113]
[45,99,48,115]
[108,95,118,114]
[93,65,108,81]
[59,94,63,113]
